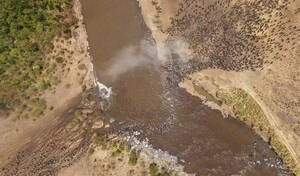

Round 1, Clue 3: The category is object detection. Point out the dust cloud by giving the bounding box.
[105,38,192,81]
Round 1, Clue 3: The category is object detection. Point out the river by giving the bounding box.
[81,0,290,175]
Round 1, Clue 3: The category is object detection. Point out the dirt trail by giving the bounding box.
[241,84,300,168]
[180,68,300,173]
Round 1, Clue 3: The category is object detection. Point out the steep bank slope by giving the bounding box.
[137,0,300,174]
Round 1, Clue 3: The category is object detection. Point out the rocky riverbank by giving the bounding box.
[59,132,193,176]
[137,0,300,174]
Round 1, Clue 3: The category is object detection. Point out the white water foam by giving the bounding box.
[124,132,195,176]
[96,81,112,99]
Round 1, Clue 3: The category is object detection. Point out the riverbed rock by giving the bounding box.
[92,120,104,129]
[82,108,93,115]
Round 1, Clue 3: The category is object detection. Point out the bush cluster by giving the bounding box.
[0,0,74,118]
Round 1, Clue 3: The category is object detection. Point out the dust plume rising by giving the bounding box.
[105,38,192,81]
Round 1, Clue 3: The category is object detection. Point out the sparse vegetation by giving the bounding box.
[149,163,172,176]
[65,83,71,88]
[129,149,139,166]
[216,88,297,173]
[92,135,108,146]
[0,0,75,120]
[159,167,172,176]
[48,106,54,111]
[111,149,122,157]
[88,134,180,175]
[74,109,82,117]
[193,83,222,106]
[119,143,125,151]
[217,88,270,130]
[80,92,91,105]
[65,121,76,131]
[81,85,87,91]
[111,141,118,148]
[55,57,64,63]
[149,163,158,176]
[78,63,86,70]
[29,98,47,118]
[87,148,95,156]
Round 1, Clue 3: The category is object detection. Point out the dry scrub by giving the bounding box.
[217,88,297,173]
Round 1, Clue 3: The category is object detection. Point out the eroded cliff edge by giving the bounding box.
[137,0,300,174]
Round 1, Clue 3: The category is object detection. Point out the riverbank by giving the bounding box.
[58,133,192,176]
[137,0,300,174]
[0,0,96,170]
[56,0,193,175]
[180,70,300,174]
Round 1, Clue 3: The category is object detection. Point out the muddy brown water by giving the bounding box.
[82,0,291,175]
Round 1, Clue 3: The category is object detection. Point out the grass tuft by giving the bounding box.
[129,149,139,166]
[193,83,222,106]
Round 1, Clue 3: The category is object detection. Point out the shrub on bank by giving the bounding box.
[193,83,222,106]
[87,148,95,156]
[149,163,158,176]
[216,88,298,174]
[129,149,139,166]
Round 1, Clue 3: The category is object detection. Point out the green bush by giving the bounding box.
[129,149,139,166]
[55,57,64,63]
[193,83,222,106]
[37,80,50,90]
[63,28,71,34]
[73,24,79,29]
[48,106,54,111]
[31,108,44,117]
[78,63,86,70]
[159,167,171,176]
[65,83,71,88]
[74,109,82,117]
[149,163,158,176]
[81,85,87,91]
[87,148,94,156]
[112,141,118,148]
[119,143,124,151]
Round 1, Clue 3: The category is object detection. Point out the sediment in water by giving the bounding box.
[137,0,300,174]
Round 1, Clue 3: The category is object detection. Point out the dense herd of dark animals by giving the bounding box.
[152,0,299,86]
[1,111,92,176]
[1,129,90,176]
[0,90,104,176]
